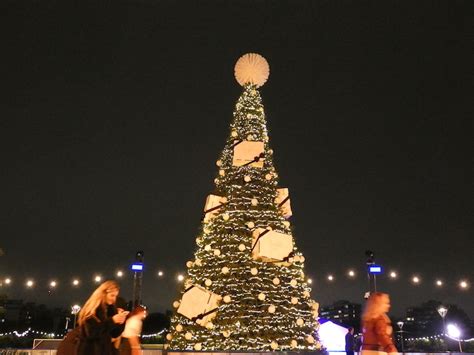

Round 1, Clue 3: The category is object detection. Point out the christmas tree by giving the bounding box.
[167,53,321,351]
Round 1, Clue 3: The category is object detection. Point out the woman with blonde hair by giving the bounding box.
[361,292,398,355]
[58,280,128,355]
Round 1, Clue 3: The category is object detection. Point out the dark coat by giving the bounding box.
[57,305,123,355]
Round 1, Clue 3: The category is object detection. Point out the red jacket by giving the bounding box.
[361,315,397,352]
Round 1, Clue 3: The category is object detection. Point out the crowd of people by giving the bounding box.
[59,281,398,355]
[57,280,147,355]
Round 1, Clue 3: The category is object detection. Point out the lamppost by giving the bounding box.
[71,305,81,328]
[397,321,405,353]
[437,305,448,351]
[131,251,144,307]
[447,324,462,352]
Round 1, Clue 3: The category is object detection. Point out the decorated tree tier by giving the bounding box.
[167,53,321,351]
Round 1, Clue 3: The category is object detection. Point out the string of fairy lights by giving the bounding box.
[0,328,167,339]
[0,267,470,291]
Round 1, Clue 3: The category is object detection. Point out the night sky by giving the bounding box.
[1,0,473,318]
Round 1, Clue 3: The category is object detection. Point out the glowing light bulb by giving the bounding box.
[158,271,164,277]
[5,278,11,285]
[72,279,80,286]
[50,281,57,288]
[412,276,420,284]
[177,274,184,282]
[94,275,102,283]
[459,280,468,289]
[26,280,34,288]
[348,270,355,277]
[307,278,313,284]
[327,275,334,281]
[436,279,443,287]
[389,271,397,278]
[116,270,123,278]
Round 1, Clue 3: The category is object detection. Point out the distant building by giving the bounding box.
[320,300,362,331]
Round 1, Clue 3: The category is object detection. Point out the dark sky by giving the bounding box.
[1,0,473,318]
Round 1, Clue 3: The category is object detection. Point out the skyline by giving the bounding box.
[1,0,472,318]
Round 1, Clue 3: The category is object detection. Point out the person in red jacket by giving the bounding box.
[361,292,398,355]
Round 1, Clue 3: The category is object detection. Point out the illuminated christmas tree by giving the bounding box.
[167,53,321,351]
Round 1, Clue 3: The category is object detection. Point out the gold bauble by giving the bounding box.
[244,175,251,182]
[296,318,304,326]
[173,301,180,309]
[250,267,258,275]
[231,130,238,137]
[166,333,173,341]
[222,330,230,338]
[258,292,266,301]
[222,213,230,221]
[223,295,231,303]
[300,256,306,263]
[176,324,183,332]
[268,305,276,313]
[265,173,272,180]
[219,169,225,176]
[221,266,230,274]
[204,244,212,251]
[184,332,192,340]
[205,279,212,286]
[273,277,280,285]
[238,244,246,251]
[290,340,298,348]
[291,297,299,305]
[306,335,315,344]
[270,341,278,350]
[290,279,298,287]
[247,221,255,229]
[216,160,222,167]
[214,249,221,256]
[214,178,219,184]
[251,198,258,206]
[186,261,193,268]
[194,343,202,351]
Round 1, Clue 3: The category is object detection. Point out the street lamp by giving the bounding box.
[447,324,462,352]
[397,321,405,353]
[437,306,448,350]
[71,305,81,328]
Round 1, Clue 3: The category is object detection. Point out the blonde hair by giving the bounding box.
[78,280,119,326]
[362,292,390,322]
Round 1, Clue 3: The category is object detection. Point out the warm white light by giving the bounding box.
[437,306,448,318]
[436,279,443,286]
[50,281,57,288]
[158,271,164,277]
[72,279,80,286]
[5,278,11,285]
[459,280,468,289]
[327,275,334,281]
[348,270,355,277]
[177,274,185,282]
[307,278,313,284]
[389,271,397,278]
[71,305,81,314]
[94,275,102,283]
[116,270,123,278]
[26,280,34,288]
[412,276,420,284]
[447,324,461,338]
